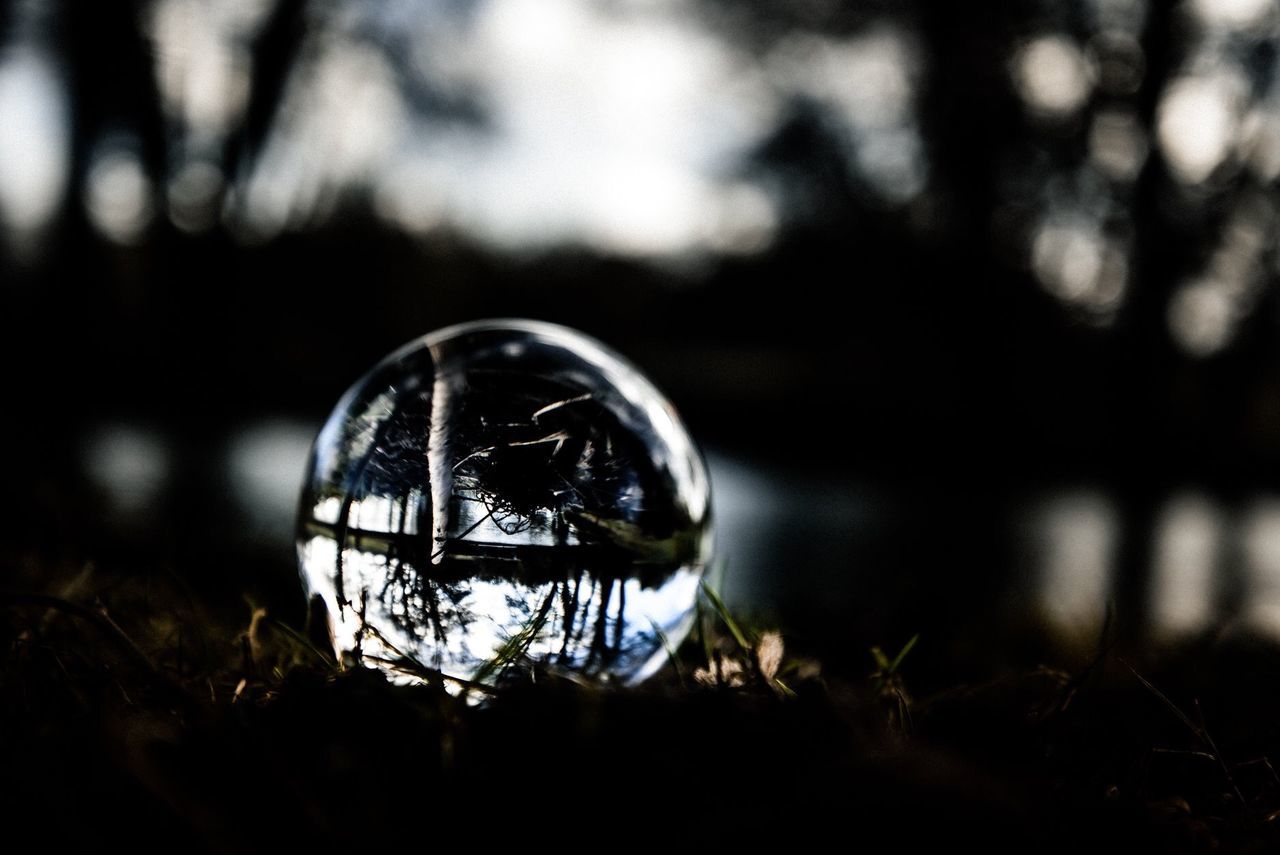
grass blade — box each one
[699,580,749,650]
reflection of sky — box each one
[300,533,697,687]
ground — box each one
[5,560,1280,853]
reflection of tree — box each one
[442,376,671,677]
[453,373,650,522]
[306,360,677,683]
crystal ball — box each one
[297,319,712,688]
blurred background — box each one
[6,0,1280,677]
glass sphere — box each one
[297,319,712,688]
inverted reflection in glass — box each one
[298,320,712,689]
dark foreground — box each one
[5,563,1280,854]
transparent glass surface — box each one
[297,319,712,687]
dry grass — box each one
[5,559,1280,852]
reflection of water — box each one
[1150,493,1222,637]
[715,474,1280,651]
[1028,490,1280,645]
[82,423,171,519]
[1241,499,1280,639]
[72,401,1280,659]
[1029,491,1118,636]
[72,413,1280,660]
[227,420,315,543]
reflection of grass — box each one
[468,593,555,691]
[7,562,1280,851]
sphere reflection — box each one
[297,319,712,688]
